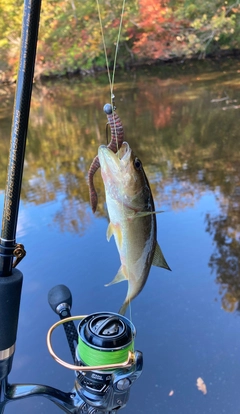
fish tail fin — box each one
[152,242,171,271]
[118,300,129,315]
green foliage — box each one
[0,0,240,78]
[36,0,139,75]
[0,0,23,77]
[172,0,240,57]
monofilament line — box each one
[96,0,112,92]
[111,0,126,102]
[95,0,126,106]
[96,0,134,321]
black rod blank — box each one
[0,0,42,276]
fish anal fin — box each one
[152,242,171,271]
[105,265,128,287]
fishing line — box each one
[111,0,126,99]
[96,0,126,104]
[96,0,134,324]
[96,0,126,150]
[78,337,134,366]
[95,0,112,93]
[112,1,134,321]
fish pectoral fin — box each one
[115,226,123,249]
[152,242,171,271]
[106,222,114,241]
[105,265,128,287]
[107,222,123,248]
[132,210,164,218]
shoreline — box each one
[1,48,240,85]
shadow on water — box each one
[1,60,240,413]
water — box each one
[1,60,240,413]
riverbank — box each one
[1,48,240,86]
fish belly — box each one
[106,194,156,312]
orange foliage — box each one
[133,0,177,59]
[138,0,168,29]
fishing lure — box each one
[88,103,124,213]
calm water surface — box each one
[1,61,240,413]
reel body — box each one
[74,313,142,412]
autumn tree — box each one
[132,0,178,59]
[0,0,23,79]
[172,0,240,58]
[1,0,240,79]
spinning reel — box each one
[0,283,143,413]
[47,285,143,413]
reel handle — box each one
[48,284,72,314]
[48,285,78,361]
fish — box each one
[98,141,171,315]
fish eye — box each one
[134,158,142,170]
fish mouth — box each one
[98,141,131,173]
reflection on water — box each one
[206,187,240,313]
[1,61,240,413]
[1,63,240,312]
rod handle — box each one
[0,269,23,352]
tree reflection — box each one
[206,183,240,313]
[1,66,240,312]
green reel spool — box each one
[77,312,136,369]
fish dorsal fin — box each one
[152,242,171,270]
[105,265,128,287]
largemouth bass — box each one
[98,141,171,315]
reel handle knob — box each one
[48,284,72,314]
[48,285,78,361]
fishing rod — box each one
[0,0,42,394]
[0,1,143,412]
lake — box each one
[1,59,240,413]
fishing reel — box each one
[47,285,143,413]
[0,282,142,414]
